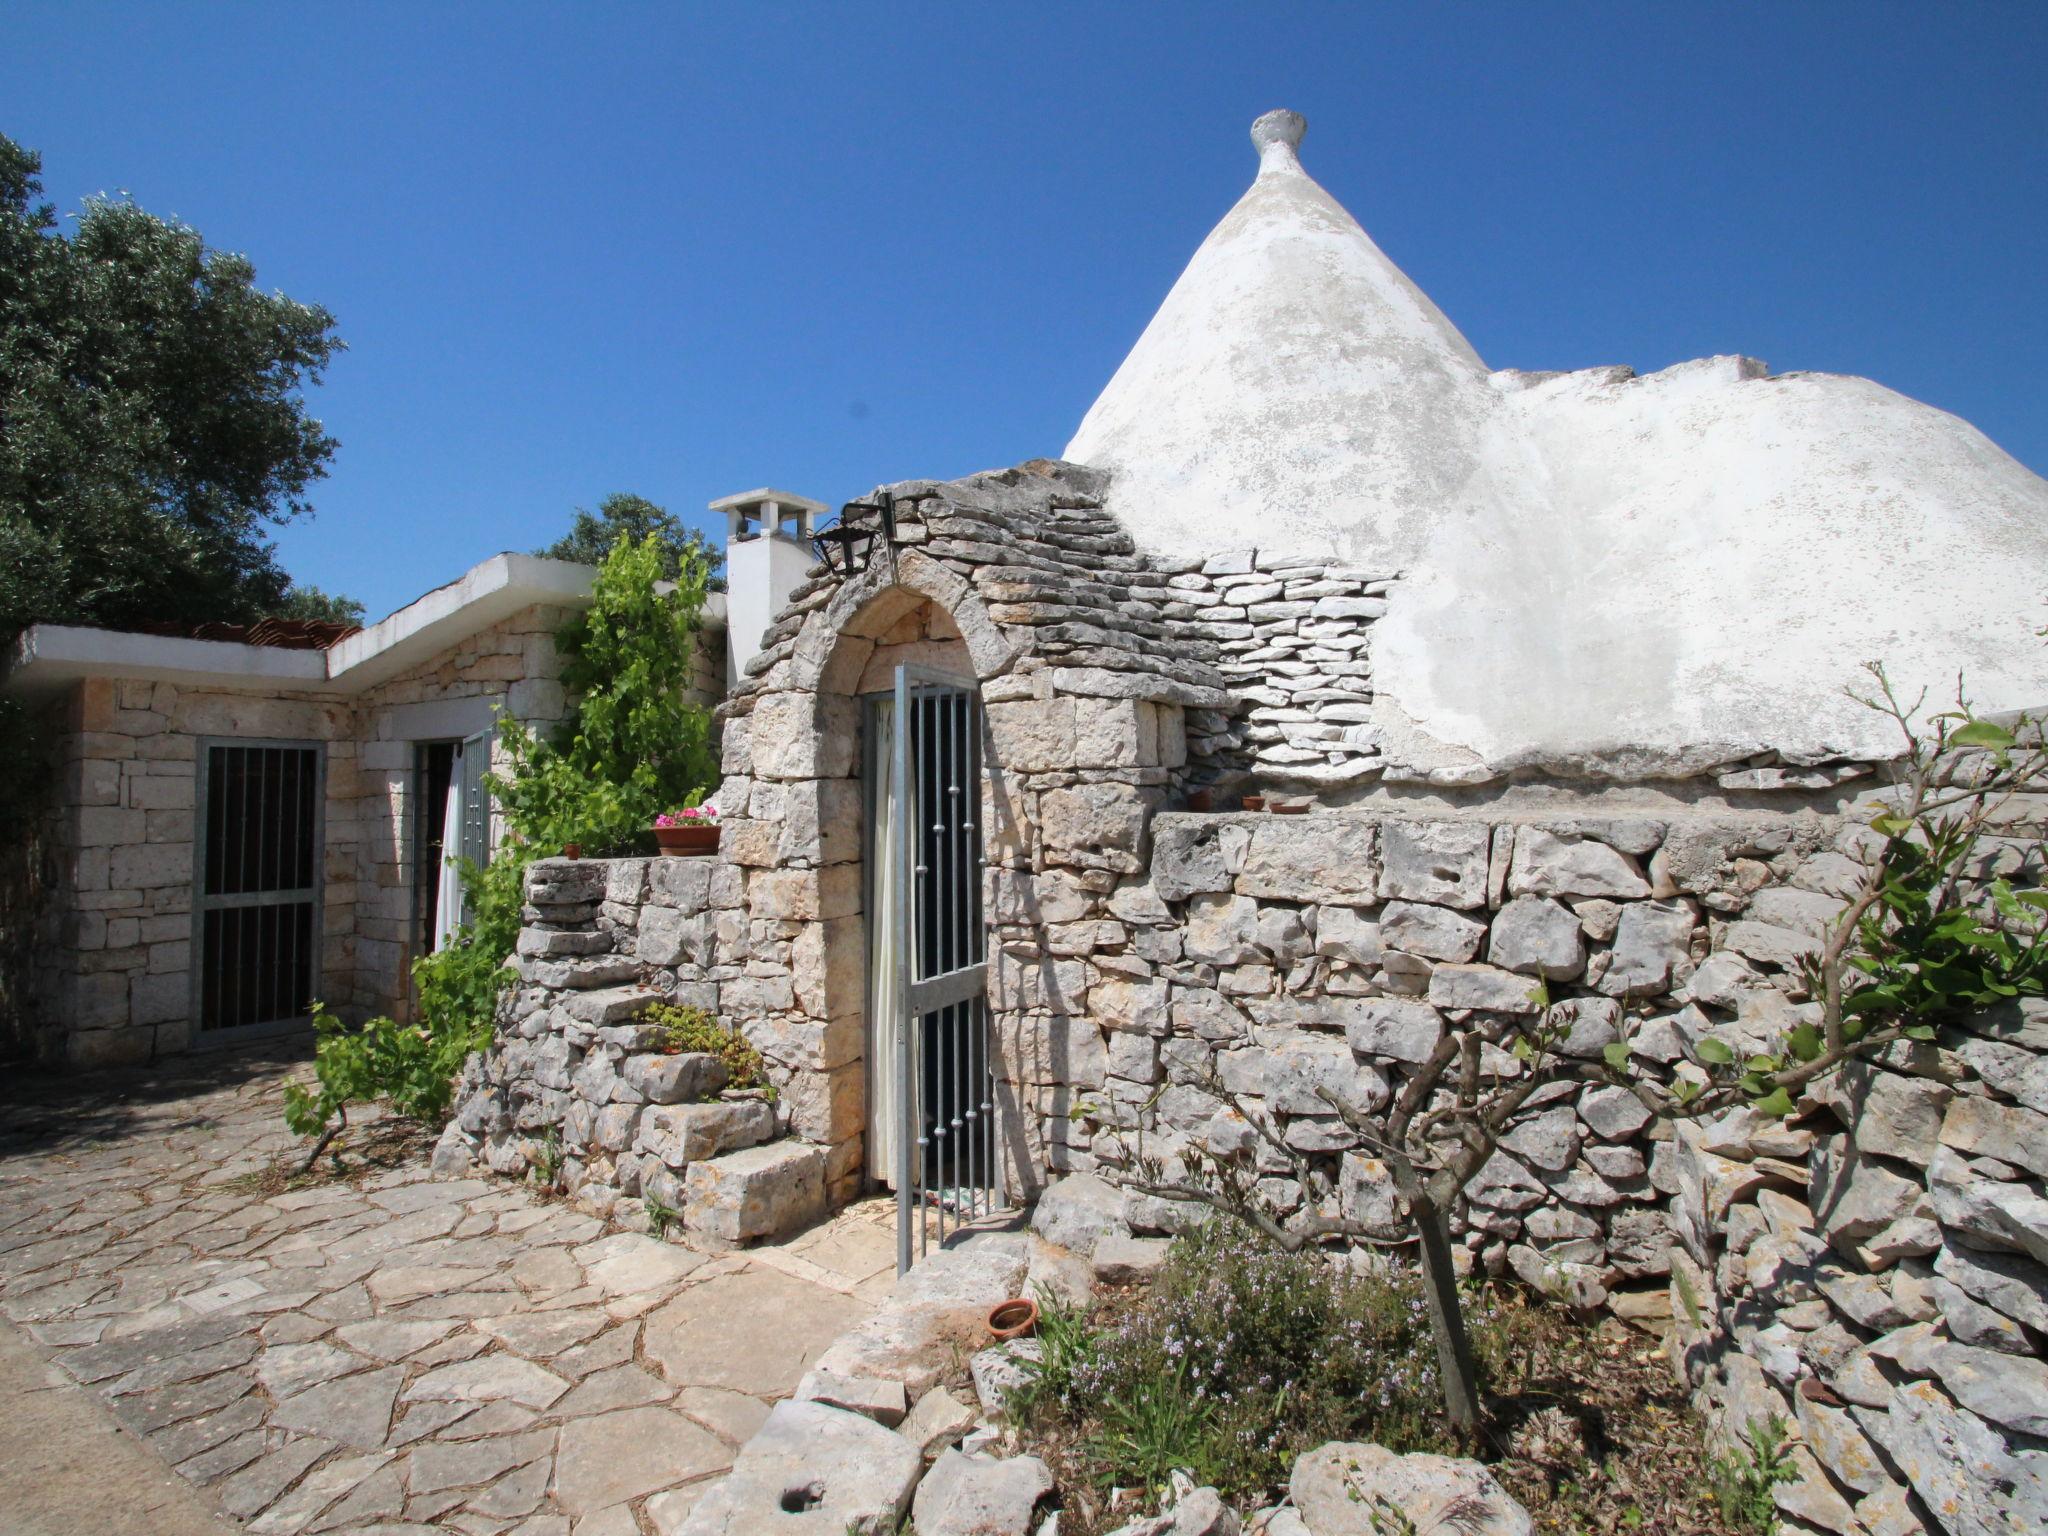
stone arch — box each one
[727,570,1022,1210]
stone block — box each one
[911,1448,1054,1536]
[795,1368,908,1427]
[1038,782,1152,855]
[1267,1030,1390,1117]
[673,1398,918,1535]
[792,916,863,1020]
[1091,976,1168,1035]
[1488,896,1586,979]
[1293,1444,1533,1536]
[126,772,194,810]
[76,807,147,851]
[1343,996,1444,1065]
[637,905,713,968]
[748,865,861,922]
[637,1100,776,1168]
[1183,893,1262,964]
[1810,1134,1922,1247]
[682,1141,828,1247]
[1376,819,1493,910]
[1149,816,1240,899]
[1315,905,1382,965]
[620,1052,728,1105]
[1074,697,1150,768]
[649,854,716,911]
[1237,817,1379,904]
[1427,963,1544,1013]
[1001,1012,1107,1089]
[1941,1094,2048,1181]
[110,841,192,890]
[1031,1172,1129,1258]
[748,690,858,780]
[779,1060,864,1144]
[1509,827,1650,900]
[985,698,1076,773]
[780,777,863,866]
[1597,899,1698,998]
[130,970,186,1026]
[1380,900,1486,962]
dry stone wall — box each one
[437,854,830,1247]
[1047,798,2048,1536]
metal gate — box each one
[890,665,1002,1270]
[191,739,325,1041]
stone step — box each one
[637,1099,774,1170]
[563,986,664,1025]
[683,1141,828,1249]
[518,955,640,991]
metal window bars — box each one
[190,740,325,1042]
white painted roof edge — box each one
[5,624,331,694]
[3,551,731,698]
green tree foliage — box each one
[536,492,725,587]
[490,531,719,857]
[0,132,347,639]
[286,534,719,1163]
[269,585,367,626]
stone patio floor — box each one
[0,1049,897,1535]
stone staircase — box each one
[436,858,829,1250]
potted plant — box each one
[653,800,721,855]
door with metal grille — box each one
[889,665,1002,1270]
[191,740,324,1042]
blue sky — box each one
[12,3,2046,621]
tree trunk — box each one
[1409,1188,1482,1438]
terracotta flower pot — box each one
[1186,788,1215,812]
[561,843,582,859]
[1271,802,1308,816]
[654,824,721,855]
[1241,794,1267,812]
[987,1296,1039,1343]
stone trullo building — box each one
[320,112,2048,1532]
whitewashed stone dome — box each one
[1067,112,2048,777]
[1066,110,1500,575]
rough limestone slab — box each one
[682,1141,827,1247]
[911,1449,1054,1536]
[675,1399,920,1535]
[1291,1442,1533,1535]
[638,1100,776,1170]
[795,1367,909,1427]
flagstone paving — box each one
[0,1051,898,1534]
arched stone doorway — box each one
[718,558,1021,1215]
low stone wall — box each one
[436,855,831,1246]
[1049,803,2048,1534]
[437,788,2048,1532]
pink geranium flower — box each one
[654,804,720,829]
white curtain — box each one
[432,746,465,954]
[867,698,911,1187]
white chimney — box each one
[710,487,828,690]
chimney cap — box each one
[707,487,829,515]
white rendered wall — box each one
[725,534,818,691]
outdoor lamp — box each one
[811,491,896,575]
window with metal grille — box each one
[192,740,324,1037]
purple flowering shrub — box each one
[1015,1222,1536,1504]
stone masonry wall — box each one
[1053,797,2048,1536]
[440,854,832,1248]
[19,599,696,1064]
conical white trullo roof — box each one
[1066,111,1500,570]
[1065,111,2048,776]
